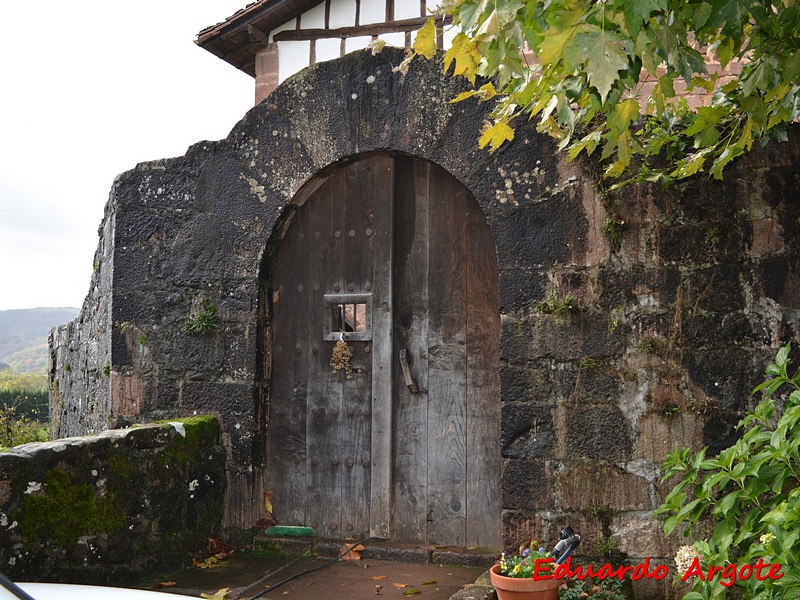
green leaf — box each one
[708,0,753,37]
[537,25,582,66]
[623,0,667,38]
[714,491,739,517]
[579,31,629,102]
[716,36,735,69]
[742,58,777,97]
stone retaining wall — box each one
[0,417,226,585]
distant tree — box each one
[410,0,800,186]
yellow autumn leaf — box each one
[443,33,481,84]
[201,588,229,600]
[478,120,515,152]
[340,542,364,561]
[449,90,477,103]
[414,17,437,60]
[477,82,497,101]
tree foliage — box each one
[655,344,800,599]
[413,0,800,185]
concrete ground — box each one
[137,539,496,600]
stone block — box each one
[449,584,496,600]
[499,268,545,312]
[635,412,704,463]
[557,463,651,511]
[688,263,747,312]
[431,548,497,568]
[754,256,800,306]
[501,459,553,510]
[551,362,622,406]
[360,543,430,563]
[501,510,547,552]
[500,361,552,403]
[110,373,143,418]
[253,534,313,557]
[492,201,576,269]
[501,402,555,459]
[566,407,632,461]
[682,348,755,411]
[611,512,681,559]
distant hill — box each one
[0,308,79,373]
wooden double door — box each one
[266,154,500,547]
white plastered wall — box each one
[273,0,446,84]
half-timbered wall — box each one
[270,0,450,80]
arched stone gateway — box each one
[51,44,800,600]
[264,153,500,546]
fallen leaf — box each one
[403,590,421,596]
[422,579,437,585]
[393,583,408,588]
[368,575,388,581]
[341,582,354,587]
[200,588,229,600]
[154,582,176,589]
[207,538,235,558]
[340,542,364,561]
[264,490,273,514]
[193,556,228,569]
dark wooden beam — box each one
[272,16,450,42]
[247,24,270,46]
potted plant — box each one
[489,542,564,600]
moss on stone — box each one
[19,469,124,548]
[151,416,220,475]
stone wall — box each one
[49,47,800,598]
[0,417,226,585]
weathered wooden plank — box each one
[340,159,376,537]
[305,170,345,538]
[391,156,430,543]
[370,155,395,538]
[267,204,310,527]
[426,166,468,545]
[465,191,502,548]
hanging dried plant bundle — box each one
[330,336,353,379]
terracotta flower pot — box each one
[489,563,562,600]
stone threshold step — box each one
[253,535,499,568]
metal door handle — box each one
[399,349,419,394]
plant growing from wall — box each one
[655,343,800,599]
[537,292,576,321]
[601,214,626,248]
[183,298,219,335]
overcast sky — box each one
[0,1,254,311]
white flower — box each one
[675,545,701,576]
[759,533,775,545]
